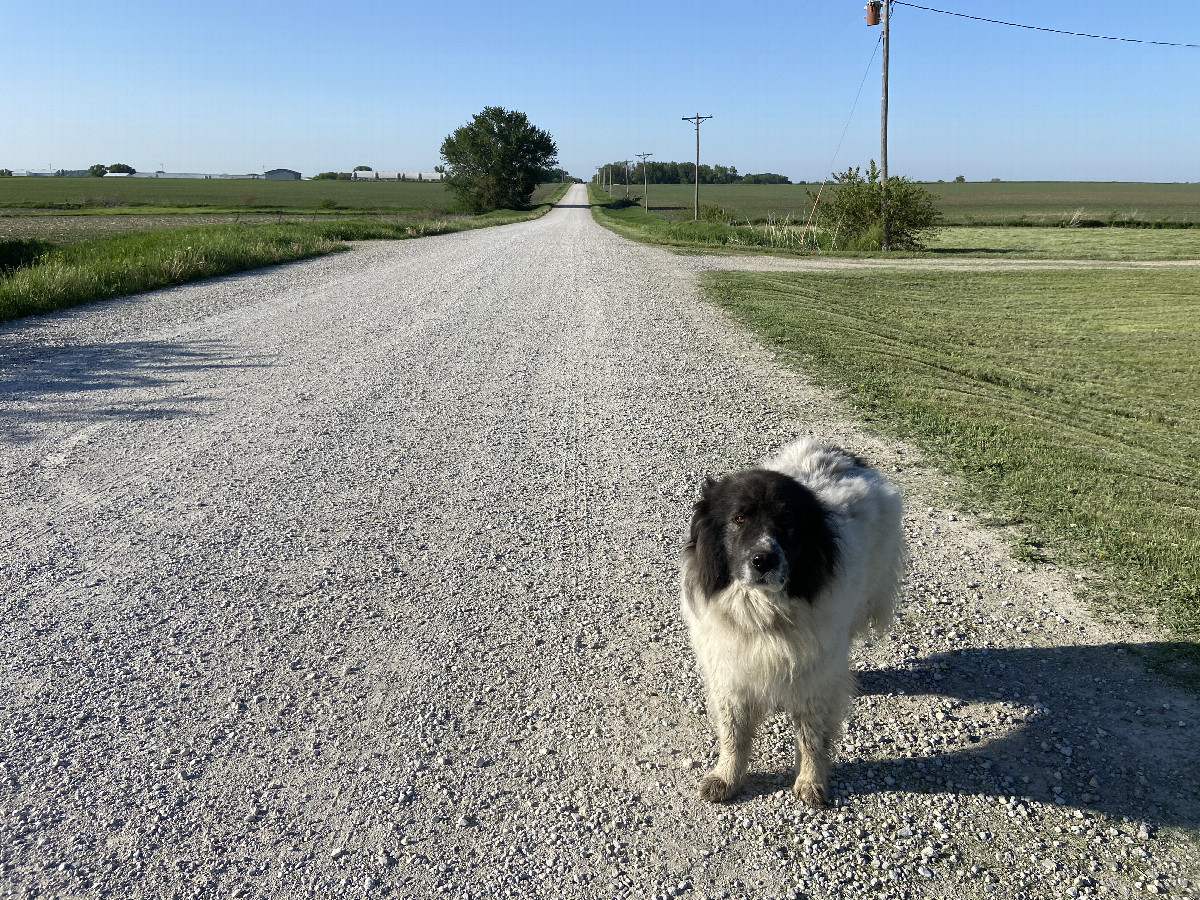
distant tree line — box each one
[86,163,137,177]
[598,161,794,185]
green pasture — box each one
[0,177,453,213]
[704,267,1200,655]
[595,180,1200,227]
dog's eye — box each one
[733,515,746,526]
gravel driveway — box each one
[1,183,1196,899]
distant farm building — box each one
[265,169,301,180]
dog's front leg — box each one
[790,712,833,808]
[698,697,757,803]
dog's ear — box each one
[688,483,731,598]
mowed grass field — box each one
[596,181,1200,226]
[0,177,455,213]
[704,268,1200,658]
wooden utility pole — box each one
[624,160,631,198]
[636,152,652,211]
[880,0,891,251]
[682,114,712,221]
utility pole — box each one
[595,165,601,188]
[880,0,891,250]
[624,160,631,198]
[635,152,652,211]
[682,114,712,221]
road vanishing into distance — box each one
[2,184,1197,899]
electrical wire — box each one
[801,33,883,244]
[892,2,1200,49]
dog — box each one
[680,438,904,807]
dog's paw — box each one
[698,772,738,803]
[792,778,829,808]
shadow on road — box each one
[0,339,265,441]
[735,642,1198,829]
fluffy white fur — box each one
[680,438,904,806]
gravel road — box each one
[1,183,1197,900]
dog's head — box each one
[685,469,837,602]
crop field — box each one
[704,267,1200,642]
[0,178,455,212]
[596,181,1200,226]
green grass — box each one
[588,185,829,254]
[0,183,570,322]
[703,268,1200,646]
[590,186,1200,260]
[925,227,1200,260]
[594,180,1200,227]
[0,177,453,213]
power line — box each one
[893,2,1200,49]
[801,32,882,246]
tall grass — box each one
[705,268,1200,647]
[0,224,344,321]
[0,184,570,322]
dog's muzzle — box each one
[742,536,787,588]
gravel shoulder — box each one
[1,184,1197,900]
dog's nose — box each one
[751,552,779,573]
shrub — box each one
[811,160,941,250]
[699,204,733,223]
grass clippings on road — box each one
[704,267,1200,650]
[0,184,570,322]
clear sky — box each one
[2,1,1197,182]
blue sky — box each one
[2,1,1197,182]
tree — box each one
[88,164,107,177]
[742,172,791,185]
[311,172,341,180]
[0,168,15,177]
[812,160,940,250]
[954,175,966,183]
[107,163,135,174]
[439,106,558,212]
[353,165,372,171]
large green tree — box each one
[439,107,558,213]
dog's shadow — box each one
[731,642,1200,829]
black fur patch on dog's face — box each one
[685,470,838,601]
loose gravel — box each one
[1,184,1197,900]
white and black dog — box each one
[680,438,904,807]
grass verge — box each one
[588,184,839,255]
[590,185,1200,260]
[704,268,1200,657]
[0,184,569,323]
